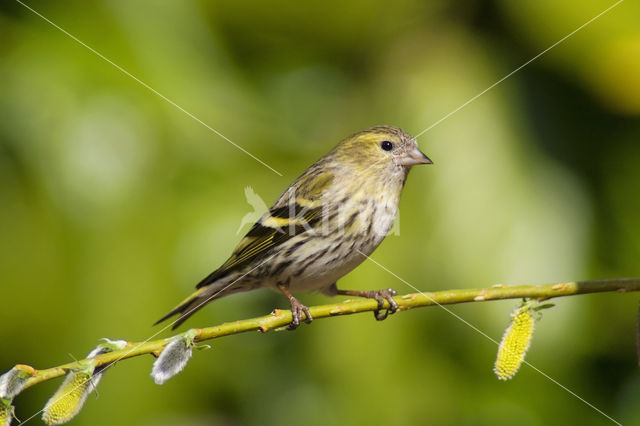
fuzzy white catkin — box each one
[85,339,127,386]
[87,339,127,358]
[151,338,193,385]
[0,369,29,400]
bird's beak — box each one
[398,147,433,166]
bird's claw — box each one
[371,288,398,321]
[288,299,313,330]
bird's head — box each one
[332,126,432,176]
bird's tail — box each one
[154,287,214,330]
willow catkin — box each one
[42,371,94,425]
[41,338,127,425]
[0,371,25,401]
[494,304,536,380]
[0,365,34,400]
[151,336,193,385]
[0,400,14,426]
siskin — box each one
[156,125,432,329]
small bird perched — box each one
[156,125,432,329]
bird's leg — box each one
[277,283,313,330]
[328,284,398,321]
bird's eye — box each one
[381,141,393,151]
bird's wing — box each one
[196,171,334,288]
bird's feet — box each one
[368,288,399,321]
[288,297,313,330]
[278,282,313,330]
[335,288,398,321]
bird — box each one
[156,125,432,330]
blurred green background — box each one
[1,0,639,425]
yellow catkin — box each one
[42,372,93,425]
[0,401,13,426]
[494,305,535,380]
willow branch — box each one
[15,278,640,390]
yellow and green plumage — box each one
[157,125,432,329]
